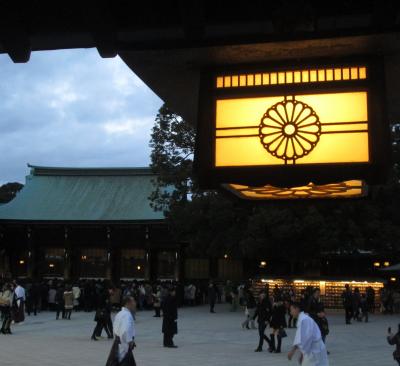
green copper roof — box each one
[0,165,164,222]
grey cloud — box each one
[0,49,162,184]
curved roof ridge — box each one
[27,164,155,176]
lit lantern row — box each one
[195,57,390,199]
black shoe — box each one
[0,328,5,334]
[108,335,113,339]
[164,345,178,348]
[254,348,262,352]
[91,336,98,341]
[5,329,12,335]
[246,325,250,329]
[273,350,281,353]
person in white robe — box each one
[288,302,329,366]
[112,296,136,364]
[13,280,26,323]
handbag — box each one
[120,350,136,366]
[320,317,330,335]
[278,328,287,338]
[95,308,106,322]
[105,338,120,366]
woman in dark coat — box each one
[253,292,272,352]
[269,295,287,353]
[55,285,65,320]
[91,288,112,340]
[162,287,178,348]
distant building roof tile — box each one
[0,165,164,222]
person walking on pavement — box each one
[242,288,257,329]
[153,285,162,317]
[269,294,287,353]
[63,285,74,320]
[288,302,329,366]
[55,284,65,320]
[230,285,239,312]
[12,279,26,323]
[162,287,178,348]
[106,296,137,366]
[208,281,217,313]
[341,284,353,324]
[254,292,273,352]
[307,288,329,344]
[0,283,14,334]
[91,287,113,340]
[387,324,400,366]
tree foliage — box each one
[0,182,23,203]
[149,104,196,211]
[149,104,400,262]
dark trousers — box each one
[154,307,161,317]
[1,307,12,331]
[106,313,113,337]
[93,319,112,338]
[163,333,174,346]
[26,298,39,316]
[361,310,369,322]
[210,300,215,312]
[13,300,25,323]
[56,304,65,319]
[64,309,72,319]
[345,306,353,323]
[257,322,271,350]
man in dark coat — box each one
[307,288,329,344]
[208,281,217,313]
[162,287,178,348]
[341,284,353,324]
[387,324,400,365]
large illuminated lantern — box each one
[195,57,389,198]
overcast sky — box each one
[0,49,163,185]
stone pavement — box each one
[1,305,399,366]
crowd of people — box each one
[0,277,397,365]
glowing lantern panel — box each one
[195,58,389,193]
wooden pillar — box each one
[175,247,185,282]
[0,230,5,277]
[144,226,153,281]
[105,227,113,281]
[178,246,185,282]
[113,248,121,284]
[26,227,36,279]
[210,257,218,279]
[174,250,179,281]
[63,227,71,280]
